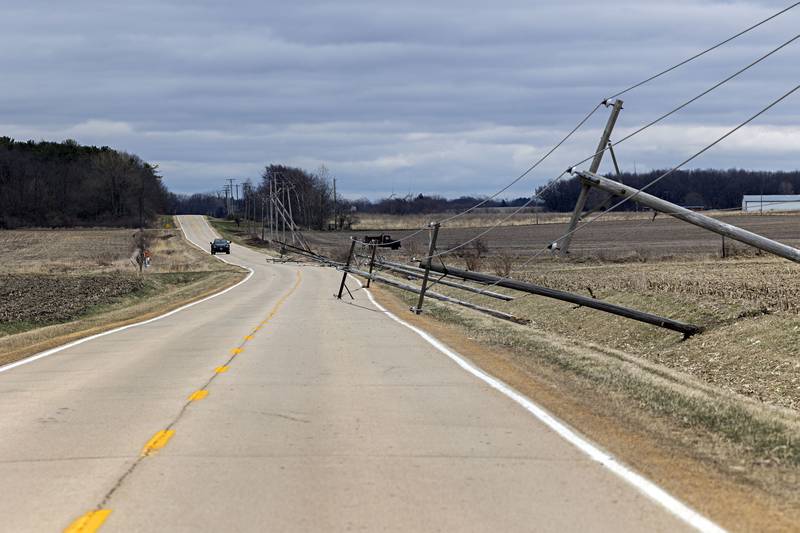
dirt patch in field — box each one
[0,273,143,325]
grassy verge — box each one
[208,218,276,252]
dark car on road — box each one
[210,238,231,254]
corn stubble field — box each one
[308,210,800,502]
[0,222,241,364]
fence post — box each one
[366,243,378,288]
[337,239,357,299]
[411,222,440,314]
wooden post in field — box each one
[560,99,624,256]
[412,222,440,314]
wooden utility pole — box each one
[333,177,337,230]
[337,239,357,299]
[560,99,624,256]
[577,170,800,263]
[412,222,440,314]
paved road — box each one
[0,215,695,532]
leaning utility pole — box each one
[577,170,800,263]
[560,99,624,256]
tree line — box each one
[170,164,337,230]
[536,169,800,212]
[0,137,169,228]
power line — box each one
[422,30,800,261]
[352,4,799,251]
[605,1,800,100]
[480,82,800,296]
[570,32,800,175]
[438,103,604,224]
[432,2,799,228]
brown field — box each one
[308,212,800,263]
[0,221,244,365]
[0,227,230,274]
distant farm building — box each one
[742,195,800,213]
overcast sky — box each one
[1,0,797,199]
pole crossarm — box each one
[577,170,800,264]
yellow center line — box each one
[230,348,243,355]
[64,510,112,533]
[188,390,209,401]
[244,335,254,341]
[215,365,229,373]
[140,430,175,456]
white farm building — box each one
[742,195,800,213]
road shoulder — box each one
[366,283,800,532]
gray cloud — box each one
[1,0,798,198]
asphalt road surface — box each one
[0,215,709,532]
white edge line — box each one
[350,275,726,533]
[0,216,254,375]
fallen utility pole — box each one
[372,259,514,301]
[577,170,800,264]
[424,262,701,337]
[344,266,529,325]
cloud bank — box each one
[1,0,798,198]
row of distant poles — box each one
[218,174,312,251]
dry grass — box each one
[0,227,228,275]
[351,209,790,231]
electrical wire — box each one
[431,1,800,230]
[437,104,603,224]
[570,32,800,175]
[473,82,800,297]
[605,1,800,101]
[352,2,799,251]
[419,30,800,262]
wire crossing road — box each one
[0,215,698,532]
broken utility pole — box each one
[424,262,702,337]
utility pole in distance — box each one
[333,177,337,230]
